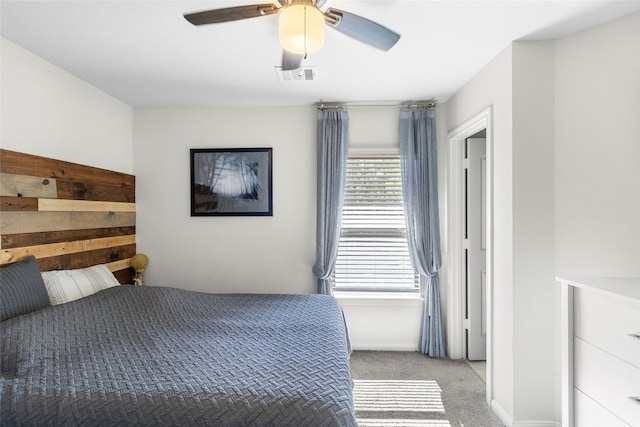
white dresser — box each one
[559,277,640,426]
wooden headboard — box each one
[0,149,136,284]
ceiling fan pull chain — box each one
[304,5,308,58]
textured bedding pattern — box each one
[0,286,357,426]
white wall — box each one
[555,12,640,278]
[511,40,557,424]
[133,107,318,295]
[445,45,515,421]
[444,11,639,426]
[348,107,399,149]
[0,38,133,174]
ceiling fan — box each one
[184,0,401,71]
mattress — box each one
[0,286,357,426]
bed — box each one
[0,150,357,426]
[0,258,357,426]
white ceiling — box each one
[1,0,638,107]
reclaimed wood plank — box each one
[0,196,38,211]
[71,211,136,230]
[107,259,137,284]
[0,235,136,265]
[1,211,73,234]
[36,244,136,272]
[0,172,57,198]
[107,258,132,273]
[0,254,135,284]
[57,180,135,203]
[0,149,134,188]
[0,150,138,277]
[1,226,136,249]
[112,268,134,285]
[38,198,136,213]
[0,211,136,234]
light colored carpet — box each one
[349,351,504,427]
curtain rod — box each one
[317,100,436,110]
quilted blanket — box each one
[0,286,357,426]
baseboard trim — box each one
[350,343,419,352]
[491,399,513,426]
[490,400,559,427]
[513,422,560,427]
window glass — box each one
[334,154,418,292]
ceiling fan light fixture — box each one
[279,4,325,55]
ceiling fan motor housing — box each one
[279,2,325,55]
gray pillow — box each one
[0,256,51,321]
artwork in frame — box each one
[190,148,273,216]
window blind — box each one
[334,155,419,292]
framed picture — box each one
[190,148,272,216]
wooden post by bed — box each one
[0,149,136,284]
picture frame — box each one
[190,148,273,216]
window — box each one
[333,154,419,292]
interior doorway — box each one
[465,133,487,361]
[446,107,493,405]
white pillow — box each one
[42,264,120,305]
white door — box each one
[466,138,487,361]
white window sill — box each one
[333,291,423,306]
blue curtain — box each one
[312,109,349,295]
[399,106,445,357]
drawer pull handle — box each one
[629,396,640,402]
[629,333,640,339]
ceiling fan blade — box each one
[324,8,400,51]
[184,4,279,26]
[282,50,304,71]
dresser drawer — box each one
[574,388,629,427]
[574,287,640,368]
[575,338,640,426]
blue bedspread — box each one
[0,286,357,426]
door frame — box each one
[446,107,493,404]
